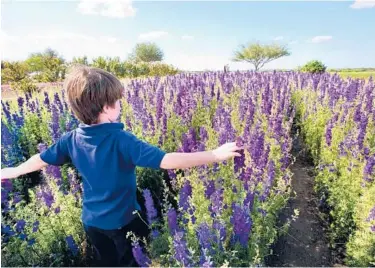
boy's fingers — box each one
[231,145,243,151]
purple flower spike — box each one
[173,231,191,267]
[168,208,178,234]
[132,241,151,267]
[143,189,157,225]
[178,180,192,212]
[230,203,252,247]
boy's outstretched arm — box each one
[160,142,242,170]
[1,154,48,179]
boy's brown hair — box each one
[64,65,123,125]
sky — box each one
[1,0,375,71]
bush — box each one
[122,61,179,78]
[1,61,29,84]
[299,60,327,74]
[148,62,179,77]
[10,78,39,93]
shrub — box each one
[10,78,39,93]
[299,60,327,74]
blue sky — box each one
[1,0,374,71]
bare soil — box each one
[266,136,334,267]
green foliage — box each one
[128,42,164,63]
[2,48,177,90]
[91,56,108,70]
[148,62,179,77]
[299,60,327,74]
[345,184,375,267]
[1,178,88,267]
[25,48,66,82]
[72,56,89,66]
[136,168,174,212]
[10,78,38,93]
[79,57,178,78]
[1,61,29,84]
[232,42,290,71]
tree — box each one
[92,56,109,70]
[299,60,326,74]
[232,42,290,71]
[25,48,66,82]
[107,57,124,77]
[128,42,164,63]
[1,61,29,84]
[72,56,89,66]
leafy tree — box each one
[91,56,125,77]
[299,60,327,74]
[91,56,108,70]
[128,42,164,63]
[11,78,38,93]
[107,57,124,77]
[1,61,29,84]
[72,56,89,66]
[232,42,290,71]
[25,48,66,82]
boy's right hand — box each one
[160,142,243,170]
[212,142,243,161]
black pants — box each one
[84,212,150,267]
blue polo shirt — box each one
[40,122,166,230]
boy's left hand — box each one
[1,154,49,181]
[1,168,20,180]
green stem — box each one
[135,210,150,228]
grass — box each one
[331,71,375,80]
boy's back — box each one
[40,121,165,230]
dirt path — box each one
[266,136,333,267]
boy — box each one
[1,66,242,267]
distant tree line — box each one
[1,42,178,92]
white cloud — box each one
[77,0,136,18]
[138,31,169,40]
[310,35,333,43]
[350,0,375,9]
[289,40,298,45]
[103,36,117,43]
[1,30,131,61]
[181,35,194,40]
[273,36,284,41]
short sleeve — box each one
[40,134,71,166]
[125,133,166,169]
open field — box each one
[334,71,375,79]
[2,71,374,267]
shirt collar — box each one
[76,122,124,135]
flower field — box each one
[293,75,375,266]
[1,71,374,267]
